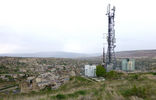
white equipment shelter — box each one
[85,65,96,77]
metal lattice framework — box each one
[106,4,116,68]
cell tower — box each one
[105,4,116,70]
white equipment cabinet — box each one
[85,65,96,77]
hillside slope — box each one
[116,50,156,58]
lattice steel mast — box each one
[106,4,116,69]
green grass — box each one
[39,99,46,100]
[56,94,66,99]
[75,90,86,95]
[1,74,156,100]
[50,90,87,99]
[128,74,139,80]
[148,72,156,75]
[120,85,149,98]
[66,90,87,98]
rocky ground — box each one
[0,57,101,94]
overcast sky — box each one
[0,0,156,54]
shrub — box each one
[128,74,139,80]
[56,94,66,99]
[67,93,78,98]
[39,99,46,100]
[96,65,107,77]
[121,85,149,98]
[152,72,156,75]
[96,65,122,79]
[67,90,87,98]
[30,91,36,94]
[106,71,119,79]
[43,85,52,92]
[75,90,86,95]
[69,77,74,81]
[149,72,156,75]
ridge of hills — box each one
[0,49,156,58]
[116,49,156,58]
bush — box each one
[39,99,46,100]
[56,94,66,99]
[53,90,87,99]
[75,90,86,95]
[67,93,78,98]
[42,85,52,92]
[67,90,87,98]
[121,85,149,98]
[152,72,156,75]
[106,71,120,79]
[148,72,156,75]
[96,65,107,77]
[96,65,122,79]
[69,77,74,81]
[128,74,139,80]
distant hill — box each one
[0,52,101,58]
[116,50,156,58]
[0,50,156,58]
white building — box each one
[85,65,96,77]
